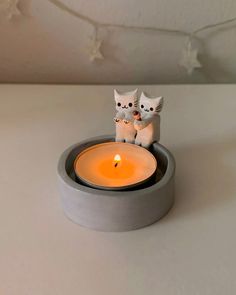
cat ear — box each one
[155,96,164,113]
[132,88,138,98]
[140,92,145,100]
[114,89,120,101]
[140,91,149,99]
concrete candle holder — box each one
[57,135,175,232]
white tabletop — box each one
[0,85,235,295]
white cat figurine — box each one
[114,89,138,143]
[134,92,164,148]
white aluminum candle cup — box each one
[58,135,175,232]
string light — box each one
[179,37,202,74]
[3,0,236,74]
[47,0,236,74]
[87,27,104,62]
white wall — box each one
[0,0,236,84]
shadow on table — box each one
[163,137,236,221]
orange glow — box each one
[74,142,157,189]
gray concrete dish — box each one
[57,135,175,232]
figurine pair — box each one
[114,89,164,148]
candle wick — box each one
[114,162,118,168]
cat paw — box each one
[114,117,121,123]
[134,120,145,130]
[123,120,130,124]
[134,120,142,125]
[134,124,142,131]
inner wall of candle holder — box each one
[64,138,168,191]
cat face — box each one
[114,89,138,112]
[139,92,163,116]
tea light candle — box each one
[74,142,157,190]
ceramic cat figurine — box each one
[114,89,138,143]
[134,92,164,148]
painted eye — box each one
[117,102,121,107]
[141,105,144,108]
[128,103,133,107]
[150,107,154,111]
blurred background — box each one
[0,0,236,84]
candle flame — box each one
[114,154,121,162]
[114,154,121,167]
